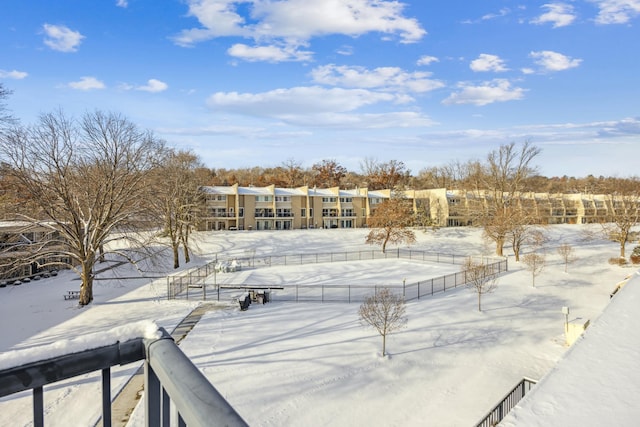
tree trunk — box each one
[382,333,386,356]
[495,236,504,256]
[183,244,191,264]
[478,293,482,312]
[172,245,180,269]
[79,261,94,306]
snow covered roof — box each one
[339,189,367,198]
[237,186,273,195]
[308,188,337,197]
[500,271,640,427]
[275,188,307,196]
[367,190,389,199]
[199,186,237,195]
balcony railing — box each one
[0,327,247,427]
[475,377,537,427]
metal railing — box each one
[475,377,537,427]
[0,328,247,427]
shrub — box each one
[609,257,628,266]
[630,246,640,265]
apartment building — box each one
[199,185,638,231]
[0,221,67,281]
[200,184,389,231]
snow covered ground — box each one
[0,225,636,426]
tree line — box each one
[197,155,638,195]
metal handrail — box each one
[0,327,247,427]
[475,377,537,427]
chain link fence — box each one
[167,249,508,303]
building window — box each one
[275,196,291,202]
[255,195,273,202]
[322,197,337,203]
[239,207,244,217]
[340,197,353,203]
[322,208,338,217]
[301,208,307,217]
[255,208,274,217]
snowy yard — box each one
[0,225,635,426]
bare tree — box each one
[365,196,416,253]
[478,141,542,256]
[280,158,304,187]
[361,158,409,190]
[358,288,407,356]
[0,110,163,306]
[521,252,546,287]
[311,159,347,187]
[557,243,576,273]
[0,83,17,131]
[510,210,547,262]
[599,178,640,259]
[151,149,203,269]
[463,257,498,312]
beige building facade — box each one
[199,185,637,231]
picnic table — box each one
[64,290,81,300]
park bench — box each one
[64,290,81,300]
[238,294,251,311]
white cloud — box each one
[68,76,105,90]
[173,0,426,56]
[42,24,85,52]
[591,0,640,24]
[531,3,577,27]
[530,50,582,72]
[136,79,168,93]
[480,8,512,21]
[442,79,525,106]
[227,43,313,62]
[206,85,437,128]
[417,55,439,66]
[310,64,444,93]
[470,54,509,72]
[116,0,128,7]
[208,86,396,116]
[336,45,354,56]
[0,69,28,79]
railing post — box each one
[33,386,44,427]
[145,362,161,427]
[162,387,170,427]
[102,367,112,427]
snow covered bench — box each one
[238,294,251,311]
[64,290,80,300]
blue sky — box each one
[1,1,639,178]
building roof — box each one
[500,272,640,427]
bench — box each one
[238,294,251,311]
[64,290,81,300]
